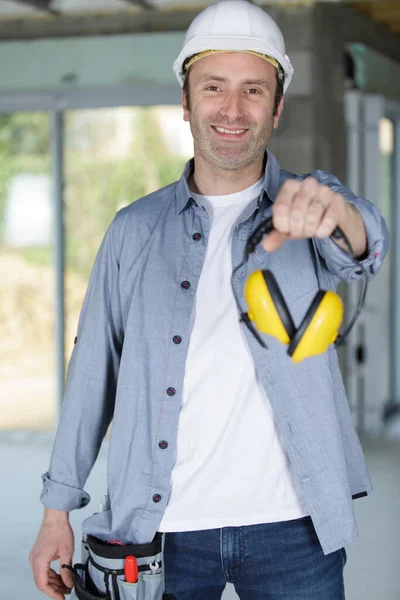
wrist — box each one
[43,507,70,524]
[338,203,367,257]
[338,202,356,233]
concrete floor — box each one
[3,432,399,600]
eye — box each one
[206,85,220,92]
[247,88,261,95]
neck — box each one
[189,153,265,196]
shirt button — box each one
[153,494,162,503]
[193,233,202,241]
[181,281,191,289]
[159,441,168,449]
[166,387,176,396]
[173,335,182,345]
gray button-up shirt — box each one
[41,151,390,555]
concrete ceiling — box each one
[0,0,399,41]
[354,1,400,36]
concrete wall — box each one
[0,33,183,93]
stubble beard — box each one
[190,112,275,172]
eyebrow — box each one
[198,74,226,83]
[198,74,271,89]
[243,78,271,89]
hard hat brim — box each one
[173,35,293,93]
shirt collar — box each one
[175,159,196,215]
[261,150,281,203]
[175,150,282,215]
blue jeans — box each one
[163,517,346,599]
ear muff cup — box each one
[288,290,343,363]
[262,271,296,340]
[288,290,326,357]
[245,271,344,361]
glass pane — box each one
[379,117,395,403]
[0,112,56,430]
[64,106,193,363]
[379,117,394,229]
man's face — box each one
[182,52,284,172]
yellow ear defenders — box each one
[232,216,368,363]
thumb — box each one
[60,555,74,590]
[262,230,286,252]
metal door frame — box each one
[0,84,180,421]
[345,90,400,435]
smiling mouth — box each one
[212,126,248,135]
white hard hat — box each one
[173,0,294,93]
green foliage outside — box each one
[0,107,191,429]
[0,112,51,243]
[0,108,188,279]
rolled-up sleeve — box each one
[40,214,124,511]
[312,171,390,281]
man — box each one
[30,1,389,599]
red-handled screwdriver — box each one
[106,540,125,546]
[124,556,138,584]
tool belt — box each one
[63,532,176,600]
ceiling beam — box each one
[369,13,400,21]
[324,3,400,64]
[0,9,199,40]
[356,1,400,7]
[0,2,399,51]
[352,3,400,33]
[123,0,156,10]
[357,7,400,20]
[10,0,59,15]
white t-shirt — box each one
[159,179,307,532]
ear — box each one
[182,89,190,122]
[273,96,284,129]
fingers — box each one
[49,568,72,598]
[272,177,346,242]
[315,202,340,238]
[262,230,287,252]
[60,554,74,590]
[30,547,73,599]
[33,563,68,600]
[304,198,326,237]
[30,518,75,600]
[271,179,296,234]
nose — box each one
[219,91,244,122]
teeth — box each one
[214,127,246,135]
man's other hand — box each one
[29,509,74,600]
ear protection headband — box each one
[232,216,368,363]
